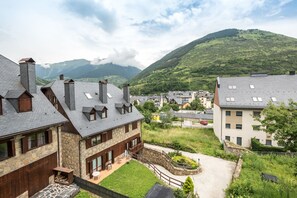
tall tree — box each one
[256,100,297,151]
[190,98,205,111]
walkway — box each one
[31,183,80,198]
[144,144,236,198]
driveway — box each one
[144,144,236,198]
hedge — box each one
[251,138,285,152]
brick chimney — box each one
[123,84,130,103]
[99,80,108,104]
[19,58,36,94]
[64,79,75,110]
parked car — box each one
[200,120,208,125]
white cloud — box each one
[0,0,296,69]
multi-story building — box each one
[167,91,197,109]
[0,55,67,197]
[42,77,144,180]
[213,73,297,147]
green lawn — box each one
[142,125,237,161]
[99,160,162,198]
[226,153,297,197]
[75,189,98,198]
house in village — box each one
[131,94,164,109]
[166,91,196,109]
[0,56,67,197]
[213,73,297,147]
[42,77,144,180]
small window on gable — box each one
[115,103,125,114]
[82,107,96,121]
[5,90,33,113]
[124,103,132,113]
[250,85,255,89]
[90,113,96,121]
[95,105,108,119]
[271,97,277,102]
[85,93,93,99]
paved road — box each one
[144,144,236,198]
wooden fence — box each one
[74,176,128,198]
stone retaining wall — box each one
[224,140,250,156]
[232,158,243,180]
[138,148,201,176]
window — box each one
[271,97,277,102]
[252,97,258,102]
[236,124,242,130]
[228,85,236,89]
[266,140,272,146]
[236,111,242,116]
[225,123,231,129]
[250,84,255,89]
[0,142,8,160]
[253,111,261,117]
[101,110,107,119]
[125,124,129,133]
[236,137,242,146]
[132,139,138,147]
[90,113,96,121]
[92,156,102,172]
[225,136,230,141]
[27,131,51,150]
[0,140,15,161]
[132,121,138,130]
[226,97,235,102]
[91,135,101,146]
[226,111,231,116]
[84,93,93,99]
[108,151,113,162]
[253,125,261,131]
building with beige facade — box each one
[213,73,297,147]
[42,77,143,180]
[0,56,67,197]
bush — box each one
[168,151,182,158]
[174,189,187,198]
[251,138,285,152]
[183,177,194,195]
[226,180,254,197]
[172,156,198,169]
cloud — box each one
[91,49,142,67]
[63,0,117,33]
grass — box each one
[142,125,237,161]
[226,153,297,197]
[75,189,99,198]
[99,160,162,198]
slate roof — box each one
[145,184,174,198]
[5,90,33,99]
[172,112,213,120]
[217,75,297,109]
[0,55,67,139]
[43,80,144,138]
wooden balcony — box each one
[129,142,144,154]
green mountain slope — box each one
[129,29,297,94]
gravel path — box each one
[144,144,236,198]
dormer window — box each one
[5,90,33,113]
[82,107,96,121]
[0,95,3,115]
[124,103,133,113]
[95,105,108,119]
[115,103,125,114]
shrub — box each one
[251,138,285,152]
[226,180,254,197]
[183,177,194,195]
[174,188,186,198]
[168,151,182,158]
[172,140,182,150]
[172,156,198,169]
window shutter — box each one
[8,139,16,157]
[86,138,91,149]
[111,150,114,163]
[46,130,53,144]
[107,130,112,140]
[102,133,107,142]
[21,136,28,153]
[137,137,141,144]
[86,160,90,175]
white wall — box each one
[213,104,222,142]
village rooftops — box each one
[42,80,144,138]
[0,55,67,139]
[217,74,297,109]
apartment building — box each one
[213,73,297,147]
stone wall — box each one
[80,121,141,179]
[232,158,243,180]
[61,131,81,177]
[0,126,58,177]
[138,148,201,176]
[224,140,250,156]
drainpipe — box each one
[221,109,223,142]
[79,139,83,178]
[57,126,61,166]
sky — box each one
[0,0,297,69]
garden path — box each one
[144,143,236,198]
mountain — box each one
[36,59,141,86]
[129,29,297,95]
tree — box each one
[256,100,297,151]
[143,101,158,113]
[190,98,205,111]
[183,176,194,195]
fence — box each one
[131,152,184,188]
[254,151,297,157]
[74,176,128,198]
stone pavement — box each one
[144,144,236,198]
[31,183,80,198]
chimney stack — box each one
[59,74,64,80]
[99,80,108,104]
[289,71,295,75]
[64,79,75,110]
[123,84,130,103]
[19,58,36,94]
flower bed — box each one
[168,151,199,169]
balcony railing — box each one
[129,142,144,153]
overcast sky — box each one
[0,0,297,69]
